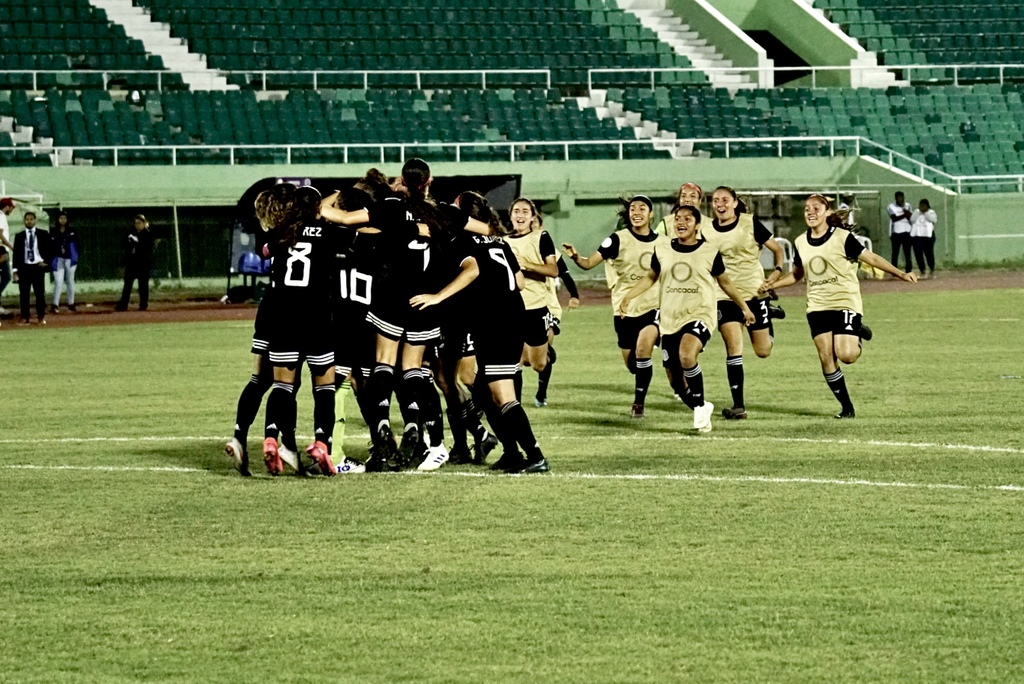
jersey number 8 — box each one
[284,241,312,287]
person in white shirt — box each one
[0,197,15,315]
[887,191,913,273]
[910,198,937,279]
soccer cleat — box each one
[768,304,786,320]
[693,401,714,433]
[534,397,548,408]
[397,425,421,469]
[473,432,499,465]
[859,323,873,341]
[305,441,336,476]
[448,445,473,465]
[417,444,450,472]
[262,437,283,476]
[490,451,526,472]
[766,288,779,301]
[225,437,251,477]
[278,443,300,472]
[834,407,856,419]
[376,425,400,471]
[364,444,388,473]
[721,407,747,420]
[514,456,550,474]
[334,457,366,474]
[630,403,645,419]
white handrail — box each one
[2,135,1015,190]
[586,63,1024,91]
[0,68,553,92]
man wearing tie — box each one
[13,211,50,325]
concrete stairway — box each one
[88,0,234,90]
[614,0,754,90]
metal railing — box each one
[6,135,1024,193]
[0,68,553,92]
[587,63,1024,91]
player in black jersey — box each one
[411,211,550,475]
[261,185,338,476]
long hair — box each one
[617,195,654,229]
[457,191,504,236]
[265,183,300,255]
[807,193,848,229]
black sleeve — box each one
[711,252,726,277]
[650,251,661,276]
[752,218,773,247]
[538,231,556,260]
[557,256,579,298]
[844,233,865,261]
[440,202,470,231]
[503,242,521,276]
[596,232,620,260]
[793,248,802,270]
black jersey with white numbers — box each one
[269,221,336,315]
[456,233,524,322]
[333,229,382,321]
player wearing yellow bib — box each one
[620,206,754,433]
[656,182,711,237]
[563,195,667,418]
[705,186,787,421]
[764,194,917,418]
[505,197,559,405]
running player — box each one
[762,194,917,418]
[505,197,558,404]
[620,205,755,432]
[533,252,579,408]
[562,195,667,418]
[657,182,709,236]
[261,185,338,476]
[704,186,787,420]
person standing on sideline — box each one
[764,195,917,419]
[50,210,81,313]
[0,197,16,315]
[887,191,913,273]
[910,199,937,279]
[13,211,50,325]
[116,214,154,311]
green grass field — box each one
[3,286,1023,683]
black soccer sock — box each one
[500,400,544,461]
[726,355,744,409]
[634,357,653,406]
[447,406,468,451]
[421,381,445,447]
[367,364,396,436]
[463,397,489,442]
[312,383,336,453]
[473,382,517,455]
[234,369,273,443]
[264,381,296,443]
[513,369,523,403]
[536,349,554,402]
[824,369,854,412]
[398,368,428,433]
[681,364,705,410]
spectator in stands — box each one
[116,214,154,312]
[910,199,937,280]
[13,211,51,325]
[839,194,859,232]
[50,210,81,313]
[0,197,15,315]
[887,191,913,273]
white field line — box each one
[2,463,1024,493]
[2,434,1022,456]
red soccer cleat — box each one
[306,440,335,477]
[263,437,283,476]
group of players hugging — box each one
[224,162,917,477]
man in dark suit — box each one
[13,211,50,325]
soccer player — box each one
[261,185,339,476]
[505,197,558,404]
[703,186,787,420]
[562,195,667,418]
[411,216,550,474]
[620,205,754,432]
[763,194,917,418]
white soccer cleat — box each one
[694,401,714,433]
[417,444,450,471]
[335,457,366,474]
[278,443,300,472]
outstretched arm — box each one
[561,243,604,271]
[761,265,803,293]
[860,250,918,282]
[717,274,756,326]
